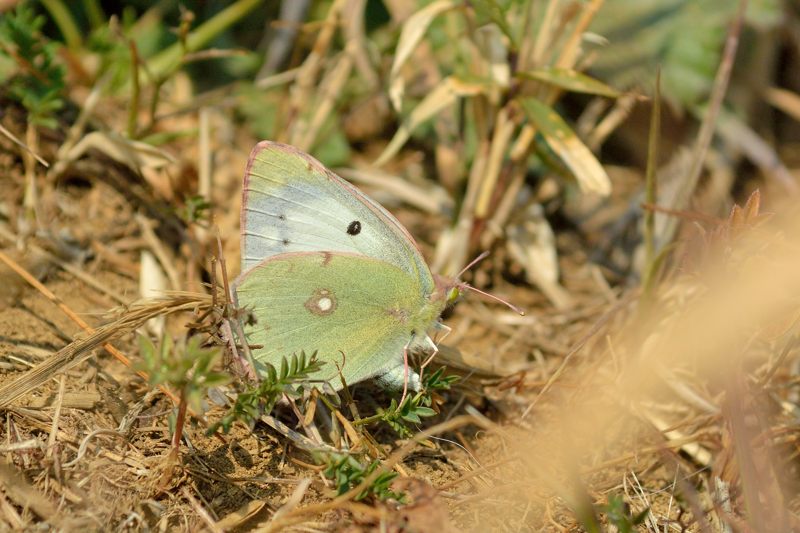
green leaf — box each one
[142,0,263,83]
[517,68,620,98]
[520,98,611,196]
[413,406,436,418]
[402,411,421,424]
[471,0,517,49]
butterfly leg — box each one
[400,338,411,406]
[419,322,451,381]
[419,343,439,375]
[432,322,452,345]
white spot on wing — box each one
[318,297,332,311]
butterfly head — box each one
[433,252,526,315]
[433,276,469,308]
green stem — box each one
[82,0,105,30]
[39,0,82,49]
[144,0,264,83]
[641,69,661,300]
[127,40,140,138]
[351,413,385,426]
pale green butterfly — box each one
[232,141,465,397]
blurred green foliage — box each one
[590,0,782,108]
[0,3,65,128]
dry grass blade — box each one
[474,107,515,218]
[342,0,378,90]
[388,0,456,111]
[376,77,484,166]
[505,204,573,309]
[0,122,49,168]
[715,109,798,193]
[663,0,746,243]
[0,225,127,304]
[137,213,180,291]
[0,293,210,408]
[642,69,661,298]
[287,0,346,144]
[337,167,453,215]
[296,51,353,151]
[0,463,62,528]
[765,86,800,122]
[267,478,312,524]
[552,0,605,72]
[60,131,176,174]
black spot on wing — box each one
[346,220,362,235]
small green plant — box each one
[423,365,460,392]
[376,395,437,438]
[0,4,65,128]
[355,366,459,437]
[0,3,67,224]
[602,495,650,533]
[321,453,404,502]
[137,334,230,453]
[209,351,324,434]
[178,195,213,225]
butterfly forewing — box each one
[241,142,434,295]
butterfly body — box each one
[234,141,459,390]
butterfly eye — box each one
[447,287,460,304]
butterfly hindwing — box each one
[233,252,444,389]
[241,141,434,295]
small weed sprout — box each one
[0,3,66,224]
[178,195,213,226]
[0,4,65,129]
[355,366,459,437]
[602,495,650,533]
[136,334,230,454]
[209,351,324,434]
[321,453,404,502]
[316,369,457,502]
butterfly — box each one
[232,141,465,398]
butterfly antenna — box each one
[453,251,525,315]
[465,284,526,316]
[457,251,491,279]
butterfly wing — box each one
[233,251,445,389]
[241,141,434,294]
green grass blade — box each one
[520,97,611,196]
